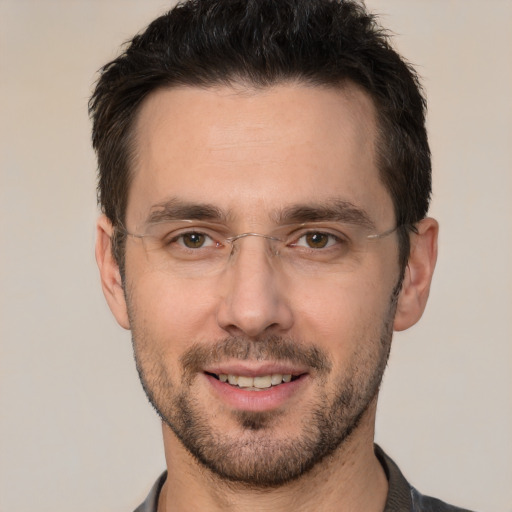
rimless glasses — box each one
[119,218,400,278]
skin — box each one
[96,83,438,512]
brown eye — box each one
[182,233,206,248]
[304,232,330,248]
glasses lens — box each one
[130,221,393,277]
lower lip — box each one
[205,373,308,412]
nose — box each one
[216,236,294,338]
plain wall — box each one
[1,1,511,511]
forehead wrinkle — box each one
[272,200,376,229]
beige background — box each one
[1,1,511,511]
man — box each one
[90,1,472,510]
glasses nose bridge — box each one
[225,232,282,258]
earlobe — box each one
[393,218,438,332]
[95,215,131,330]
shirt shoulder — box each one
[410,487,475,512]
[133,472,167,512]
[376,445,476,512]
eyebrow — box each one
[275,200,376,229]
[144,197,375,229]
[145,198,228,225]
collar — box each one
[135,445,418,512]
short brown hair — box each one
[89,0,431,272]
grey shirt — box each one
[134,445,475,512]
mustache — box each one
[180,335,332,380]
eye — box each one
[294,231,340,249]
[175,232,216,249]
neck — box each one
[158,402,388,512]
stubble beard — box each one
[129,301,396,489]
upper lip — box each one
[203,361,309,377]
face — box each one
[111,83,405,486]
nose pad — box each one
[216,233,293,337]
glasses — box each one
[120,220,399,278]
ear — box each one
[95,215,131,330]
[393,217,438,332]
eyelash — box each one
[292,232,344,249]
[170,231,217,248]
[168,230,347,250]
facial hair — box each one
[129,301,396,489]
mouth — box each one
[205,371,303,391]
[203,366,310,412]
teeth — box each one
[271,374,283,385]
[219,373,293,389]
[253,375,272,388]
[237,376,253,388]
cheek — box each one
[289,274,393,354]
[127,269,221,348]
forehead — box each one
[127,83,393,228]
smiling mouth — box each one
[206,372,303,390]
